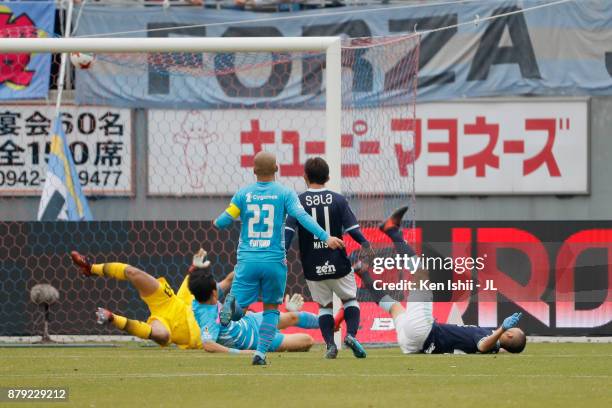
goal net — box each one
[0,35,419,345]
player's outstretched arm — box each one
[202,340,252,354]
[477,312,522,352]
[284,216,297,252]
[187,248,212,274]
[218,271,234,296]
[188,247,233,296]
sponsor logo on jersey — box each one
[315,261,337,276]
[245,192,278,202]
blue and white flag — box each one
[37,116,92,221]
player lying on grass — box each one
[348,207,527,354]
[188,267,318,353]
[70,249,320,353]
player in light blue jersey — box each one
[189,268,320,354]
[214,151,345,365]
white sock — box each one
[379,295,397,313]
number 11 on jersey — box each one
[310,206,330,238]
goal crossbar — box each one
[0,37,341,53]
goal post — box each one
[0,35,419,345]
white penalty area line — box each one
[1,372,610,380]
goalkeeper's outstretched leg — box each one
[70,251,181,347]
[94,306,169,346]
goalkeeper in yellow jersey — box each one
[70,249,319,352]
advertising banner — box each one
[74,1,612,106]
[148,99,588,195]
[0,106,132,196]
[1,220,609,338]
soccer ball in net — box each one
[70,52,95,69]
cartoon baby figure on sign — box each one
[173,111,219,190]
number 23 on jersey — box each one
[247,204,275,239]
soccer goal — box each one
[0,35,419,345]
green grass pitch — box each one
[1,343,611,407]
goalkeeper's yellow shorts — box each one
[142,276,202,349]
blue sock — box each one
[296,312,319,329]
[255,309,280,359]
[343,301,360,337]
[318,309,335,347]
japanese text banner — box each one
[147,99,587,196]
[0,106,133,196]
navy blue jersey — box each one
[285,188,359,281]
[422,323,500,354]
